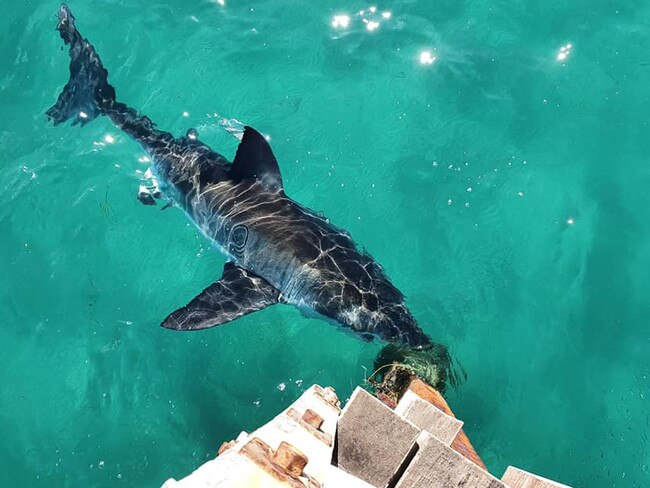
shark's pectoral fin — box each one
[161,262,280,331]
[230,126,283,193]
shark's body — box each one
[48,5,434,348]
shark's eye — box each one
[230,225,248,252]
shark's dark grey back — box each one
[188,167,431,346]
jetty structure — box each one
[162,367,570,488]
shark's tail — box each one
[46,4,116,126]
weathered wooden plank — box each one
[408,378,487,469]
[395,389,464,445]
[502,466,572,488]
[395,432,505,488]
[337,387,420,488]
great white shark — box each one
[48,5,456,389]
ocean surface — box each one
[2,1,649,486]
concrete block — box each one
[395,432,506,488]
[502,466,572,488]
[337,387,420,488]
[395,389,463,446]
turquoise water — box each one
[2,0,649,486]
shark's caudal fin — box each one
[46,5,116,126]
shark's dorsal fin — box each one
[230,126,283,192]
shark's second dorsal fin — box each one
[230,126,283,192]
